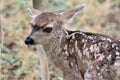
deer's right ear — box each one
[26,7,41,18]
[59,4,86,22]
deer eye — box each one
[43,27,52,33]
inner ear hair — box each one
[26,7,41,18]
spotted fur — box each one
[57,30,120,80]
[38,29,120,80]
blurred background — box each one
[0,0,120,80]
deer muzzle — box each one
[25,37,34,45]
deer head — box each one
[25,4,86,45]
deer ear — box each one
[26,7,41,18]
[59,4,86,22]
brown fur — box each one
[25,5,120,80]
[33,12,57,27]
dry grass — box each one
[0,0,120,80]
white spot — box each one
[90,45,94,52]
[116,51,120,56]
[65,51,69,56]
[72,34,75,39]
[83,48,89,58]
[95,46,100,53]
[64,45,67,50]
[78,50,82,58]
[101,37,112,42]
[82,39,85,42]
[114,60,120,66]
[83,43,87,49]
[70,62,74,67]
[98,43,102,46]
[88,36,94,40]
[106,38,112,42]
[116,47,119,50]
[71,48,74,53]
[94,36,97,39]
[82,33,87,37]
[105,44,108,48]
[96,65,100,70]
[70,48,74,54]
[86,52,90,58]
[94,53,101,59]
[112,43,117,48]
[68,44,71,47]
[101,37,106,41]
[107,54,112,61]
[98,54,105,61]
[90,44,100,53]
[84,69,91,79]
[79,32,87,37]
[75,41,79,51]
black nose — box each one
[25,37,34,45]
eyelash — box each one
[43,27,53,33]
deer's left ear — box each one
[59,4,86,22]
[26,7,41,18]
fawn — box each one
[25,4,120,80]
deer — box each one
[24,4,120,80]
